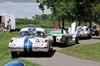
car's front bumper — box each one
[32,47,49,52]
[9,47,49,52]
[78,34,89,37]
[9,47,24,52]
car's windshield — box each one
[19,31,46,37]
[19,31,32,37]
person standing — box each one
[55,23,61,29]
[0,22,2,31]
[7,19,11,32]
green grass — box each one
[17,20,54,29]
[0,32,40,66]
[60,43,100,62]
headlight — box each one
[8,43,12,47]
[9,43,16,47]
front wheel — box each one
[64,37,69,46]
[11,52,18,58]
[87,34,92,39]
[48,40,53,55]
[48,40,53,51]
[49,44,53,52]
[47,47,53,57]
[75,37,79,44]
[95,31,99,36]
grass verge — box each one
[60,43,100,62]
[0,32,40,66]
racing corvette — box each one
[8,27,53,58]
[76,26,92,39]
[50,22,79,46]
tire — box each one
[96,31,99,36]
[75,37,79,44]
[64,37,69,46]
[48,46,53,53]
[47,48,53,57]
[48,40,53,50]
[49,43,53,52]
[50,46,53,51]
[11,52,18,58]
[53,36,56,45]
[47,40,53,56]
[88,34,92,39]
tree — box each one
[92,2,100,23]
[37,0,99,30]
[76,0,95,25]
[37,0,77,33]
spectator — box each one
[0,22,4,31]
[55,23,61,29]
[93,24,97,30]
[7,19,11,32]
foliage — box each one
[32,14,56,20]
[92,2,100,22]
[16,18,37,25]
[16,15,57,28]
[37,0,100,26]
[37,0,77,21]
[75,0,91,21]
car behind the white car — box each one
[76,26,91,39]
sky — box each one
[0,0,51,19]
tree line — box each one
[16,14,57,28]
[16,0,100,30]
[37,0,100,29]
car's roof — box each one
[20,27,45,32]
[77,26,88,28]
[77,26,88,29]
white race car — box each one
[50,22,79,46]
[8,27,53,58]
[76,26,91,39]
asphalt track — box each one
[22,37,100,66]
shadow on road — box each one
[53,42,77,48]
[53,43,67,48]
[91,36,100,40]
[79,37,91,40]
[18,50,56,58]
[79,36,100,40]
